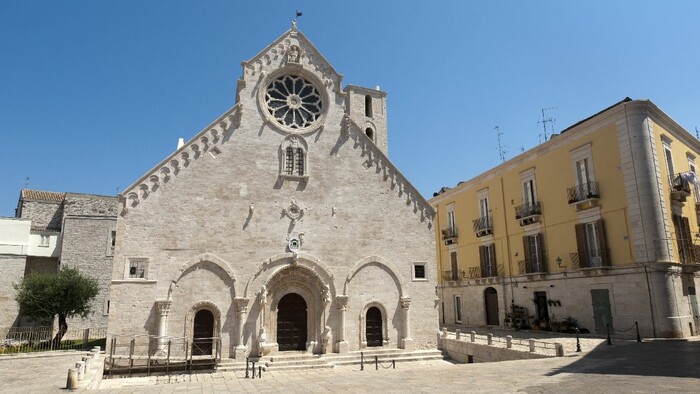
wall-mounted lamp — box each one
[556,256,564,269]
[249,203,255,214]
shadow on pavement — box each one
[547,339,700,379]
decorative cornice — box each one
[119,103,242,216]
[342,114,435,228]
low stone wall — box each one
[438,330,560,363]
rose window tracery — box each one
[264,75,323,130]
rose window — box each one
[264,75,323,130]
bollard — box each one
[555,343,564,357]
[375,355,378,370]
[470,331,476,342]
[635,321,641,343]
[251,361,255,379]
[441,328,448,338]
[92,346,101,352]
[66,368,79,390]
[82,356,91,368]
[258,365,261,378]
[606,323,612,345]
[506,335,512,349]
[575,328,581,352]
[455,329,461,340]
[361,351,364,371]
[487,333,493,345]
[528,339,535,353]
[75,361,85,380]
[392,360,395,369]
[245,357,249,378]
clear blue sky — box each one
[2,1,699,216]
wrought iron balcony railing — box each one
[569,249,610,269]
[670,172,693,195]
[441,227,458,241]
[514,201,542,221]
[472,215,493,237]
[518,258,548,274]
[441,270,462,282]
[567,181,600,204]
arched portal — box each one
[484,287,499,326]
[366,307,383,347]
[192,309,214,355]
[277,293,308,351]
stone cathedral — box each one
[107,24,437,359]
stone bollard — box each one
[487,333,493,345]
[441,328,448,338]
[455,329,461,340]
[82,356,91,368]
[506,335,512,349]
[528,339,535,353]
[470,331,476,342]
[75,361,85,380]
[66,368,79,390]
[92,346,101,352]
[555,343,564,357]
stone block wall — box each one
[0,255,27,330]
[19,200,63,231]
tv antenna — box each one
[695,127,699,140]
[495,125,508,163]
[24,176,30,188]
[537,107,557,143]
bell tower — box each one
[344,85,388,155]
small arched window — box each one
[281,136,308,178]
[365,127,374,141]
[365,95,373,117]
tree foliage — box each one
[14,268,100,342]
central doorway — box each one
[484,287,499,326]
[366,307,383,347]
[192,309,214,356]
[277,293,307,351]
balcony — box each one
[567,181,600,210]
[514,202,542,226]
[670,172,693,203]
[441,270,464,282]
[518,258,548,275]
[569,250,610,270]
[441,227,458,245]
[472,215,493,237]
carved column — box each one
[233,297,250,357]
[335,295,349,353]
[155,300,171,353]
[400,297,414,351]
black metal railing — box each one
[468,267,481,279]
[441,227,458,241]
[670,173,693,195]
[472,215,493,235]
[569,250,610,269]
[567,181,600,204]
[515,202,542,220]
[518,257,548,274]
[441,270,462,282]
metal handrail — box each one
[515,201,542,219]
[567,181,600,204]
[472,215,492,232]
[441,227,458,240]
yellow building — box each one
[430,98,700,338]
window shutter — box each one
[575,224,588,268]
[522,236,531,273]
[536,233,545,265]
[682,216,693,262]
[596,220,609,266]
[479,246,486,277]
[489,245,497,276]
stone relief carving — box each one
[287,45,302,63]
[284,198,304,223]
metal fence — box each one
[104,335,221,378]
[0,326,107,354]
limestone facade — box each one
[108,25,437,358]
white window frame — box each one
[584,222,602,267]
[662,137,675,179]
[571,143,596,186]
[519,168,537,206]
[446,203,456,232]
[125,258,149,280]
[454,294,462,323]
[412,262,427,281]
[280,136,309,180]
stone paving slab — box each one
[1,338,699,393]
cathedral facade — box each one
[107,25,437,358]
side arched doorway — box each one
[277,293,307,351]
[366,307,383,347]
[192,309,214,355]
[484,287,499,326]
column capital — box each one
[335,295,349,309]
[400,296,411,309]
[155,300,171,316]
[233,297,250,313]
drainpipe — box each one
[500,176,514,321]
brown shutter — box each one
[479,246,486,277]
[683,217,693,262]
[489,245,497,276]
[596,220,609,266]
[575,224,588,268]
[537,233,546,270]
[522,236,531,273]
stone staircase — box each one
[217,348,450,372]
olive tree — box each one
[14,268,100,343]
